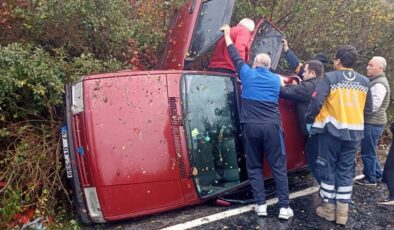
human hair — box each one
[311,53,328,65]
[254,53,271,68]
[334,45,358,68]
[239,18,255,32]
[372,56,387,70]
[306,60,324,77]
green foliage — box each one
[2,0,185,64]
[68,53,125,82]
[0,43,65,121]
[0,186,22,224]
[0,43,127,123]
[129,0,185,50]
[235,0,394,65]
[7,0,136,61]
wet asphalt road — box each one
[88,170,394,230]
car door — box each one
[159,0,236,70]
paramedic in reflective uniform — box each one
[305,45,373,225]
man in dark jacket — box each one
[280,60,324,183]
[221,24,293,220]
[282,39,328,79]
[208,18,255,74]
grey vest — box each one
[365,73,390,125]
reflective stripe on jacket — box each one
[305,69,373,141]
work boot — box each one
[316,202,335,221]
[336,202,349,225]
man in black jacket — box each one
[282,39,328,79]
[280,60,324,183]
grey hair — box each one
[254,53,271,68]
[372,56,387,70]
[239,18,255,32]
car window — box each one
[188,0,235,60]
[181,74,245,197]
[249,21,285,70]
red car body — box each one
[62,0,306,224]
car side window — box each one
[249,21,285,70]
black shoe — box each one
[377,198,394,206]
[354,178,377,186]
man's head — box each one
[253,53,271,68]
[333,45,358,69]
[311,53,329,65]
[303,60,324,80]
[239,18,255,32]
[366,56,386,78]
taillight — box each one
[72,82,84,115]
[84,187,105,223]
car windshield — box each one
[182,74,245,197]
[249,21,285,70]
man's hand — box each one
[282,39,289,52]
[220,25,231,36]
[306,124,312,137]
[220,25,233,46]
[279,76,285,87]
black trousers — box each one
[243,123,289,208]
[382,137,394,198]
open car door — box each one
[160,0,236,70]
[179,72,247,198]
[249,20,285,70]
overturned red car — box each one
[62,0,306,224]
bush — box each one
[0,43,65,122]
[1,0,185,69]
[0,122,62,227]
[0,43,127,123]
[0,42,128,227]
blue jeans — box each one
[305,135,320,183]
[316,133,359,204]
[361,124,384,183]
